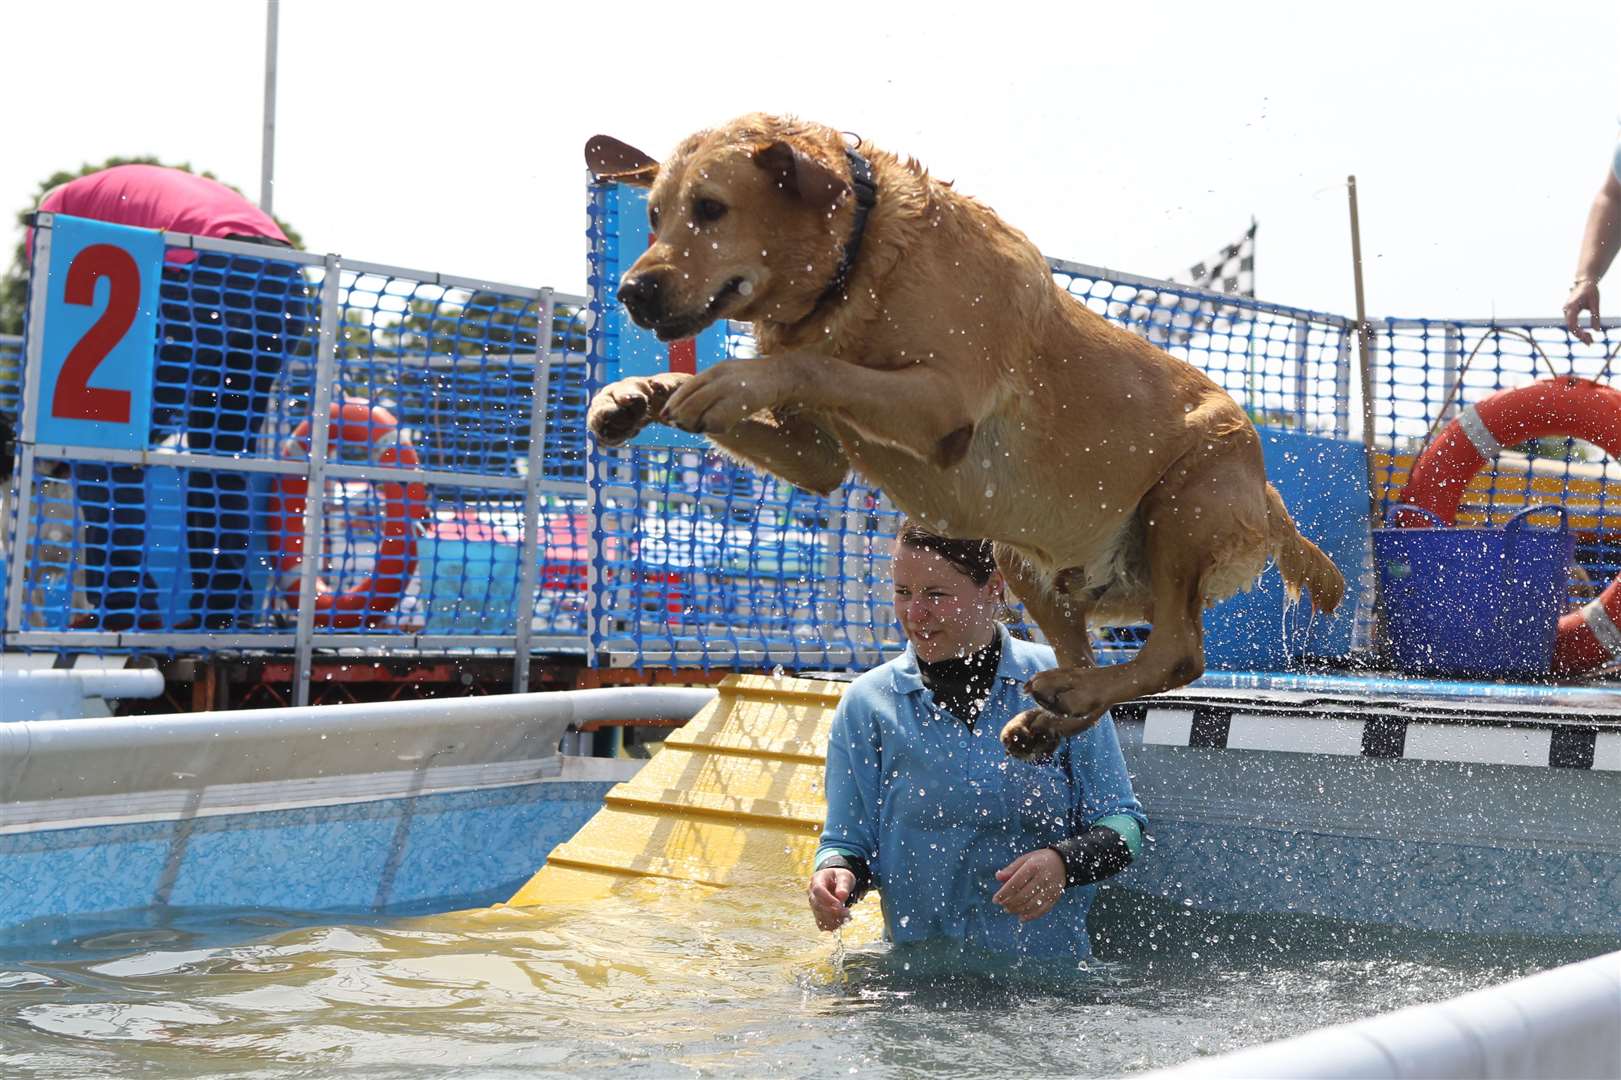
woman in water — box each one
[808,521,1146,962]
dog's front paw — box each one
[661,360,787,435]
[587,377,682,446]
[1000,708,1064,761]
[1025,667,1109,726]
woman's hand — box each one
[1564,278,1602,345]
[808,867,857,931]
[992,848,1066,922]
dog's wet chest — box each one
[828,413,1135,548]
[830,421,1019,530]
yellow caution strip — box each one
[507,674,847,906]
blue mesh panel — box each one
[151,249,315,456]
[584,180,1360,669]
[1371,321,1621,614]
[9,202,1618,680]
[11,247,319,636]
[589,445,902,668]
[1050,267,1352,437]
[6,232,589,650]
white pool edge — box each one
[1142,947,1621,1079]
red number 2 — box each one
[52,242,139,423]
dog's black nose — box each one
[617,273,663,325]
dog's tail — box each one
[1265,483,1346,614]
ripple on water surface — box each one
[1,882,1615,1079]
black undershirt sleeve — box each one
[1048,824,1134,888]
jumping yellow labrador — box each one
[585,114,1345,758]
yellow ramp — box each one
[508,674,846,906]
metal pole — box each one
[4,217,53,635]
[1347,175,1384,653]
[584,186,608,671]
[511,289,557,693]
[1442,325,1463,423]
[1291,316,1309,431]
[292,254,341,706]
[260,0,279,215]
[1347,176,1378,511]
[1334,329,1353,440]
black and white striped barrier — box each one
[1114,698,1621,772]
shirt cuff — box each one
[813,852,872,905]
[1093,812,1144,858]
[1048,823,1134,888]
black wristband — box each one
[816,854,872,905]
[1048,824,1133,888]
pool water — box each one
[2,882,1615,1079]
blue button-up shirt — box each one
[818,624,1146,961]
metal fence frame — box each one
[2,216,594,702]
[1046,255,1358,439]
[9,207,1621,698]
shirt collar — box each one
[889,622,1023,697]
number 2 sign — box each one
[33,215,163,450]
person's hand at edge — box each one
[992,848,1066,923]
[1564,277,1601,345]
[809,867,856,931]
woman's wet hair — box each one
[896,521,998,586]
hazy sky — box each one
[8,1,1618,322]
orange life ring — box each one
[271,401,429,629]
[1396,377,1621,675]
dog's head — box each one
[585,115,859,341]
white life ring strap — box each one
[1580,597,1621,659]
[1457,404,1504,460]
[370,428,401,465]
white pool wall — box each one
[1144,946,1621,1079]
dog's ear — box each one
[752,140,850,211]
[585,135,659,187]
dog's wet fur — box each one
[585,114,1345,758]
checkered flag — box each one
[1187,219,1256,298]
[1110,220,1257,347]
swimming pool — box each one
[4,676,1618,1076]
[1,882,1615,1078]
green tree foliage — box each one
[0,156,303,335]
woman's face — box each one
[891,541,1003,663]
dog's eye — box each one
[695,198,728,223]
[648,205,661,231]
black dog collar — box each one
[806,147,878,318]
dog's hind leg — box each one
[1004,448,1269,759]
[994,548,1103,759]
[994,546,1095,667]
